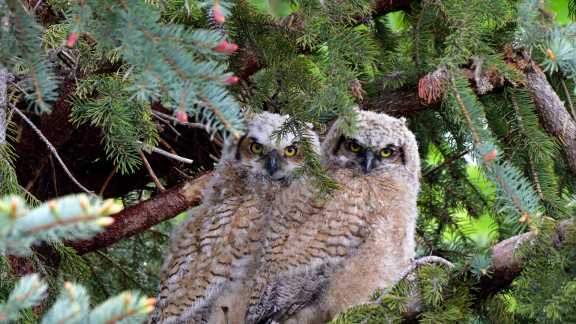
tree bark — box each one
[362,87,431,116]
[478,219,573,298]
[523,61,576,176]
[69,172,212,254]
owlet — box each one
[244,110,421,324]
[149,111,320,323]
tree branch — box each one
[139,150,166,191]
[11,104,93,194]
[478,219,573,298]
[520,56,576,176]
[68,172,212,254]
[361,87,432,117]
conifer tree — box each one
[1,0,575,322]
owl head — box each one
[322,108,420,178]
[220,111,320,184]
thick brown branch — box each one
[361,87,432,117]
[522,59,576,176]
[478,219,573,297]
[69,172,212,254]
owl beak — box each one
[265,150,281,176]
[361,150,375,174]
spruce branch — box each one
[510,93,545,201]
[374,256,455,305]
[10,104,93,194]
[0,274,47,323]
[0,194,119,256]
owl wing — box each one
[244,208,369,324]
[152,195,265,324]
[149,207,206,323]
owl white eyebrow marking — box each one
[235,134,248,160]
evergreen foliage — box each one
[1,0,576,322]
[0,195,153,323]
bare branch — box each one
[10,104,93,194]
[374,256,455,305]
[139,150,166,191]
[69,172,212,254]
[138,141,194,165]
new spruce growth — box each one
[0,195,154,323]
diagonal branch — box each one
[520,56,576,176]
[139,150,166,191]
[68,172,212,254]
[10,104,93,194]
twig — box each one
[374,256,455,305]
[423,149,470,177]
[158,137,178,154]
[560,78,576,121]
[32,0,43,12]
[397,256,455,285]
[152,112,183,137]
[139,150,166,191]
[10,104,93,194]
[94,250,146,290]
[82,255,111,298]
[99,169,116,196]
[137,141,194,164]
[152,110,213,131]
[49,155,59,196]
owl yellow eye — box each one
[284,145,298,157]
[380,148,394,158]
[250,142,264,155]
[348,141,362,153]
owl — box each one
[244,110,421,324]
[149,111,321,324]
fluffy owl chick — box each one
[149,111,320,324]
[244,110,420,324]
